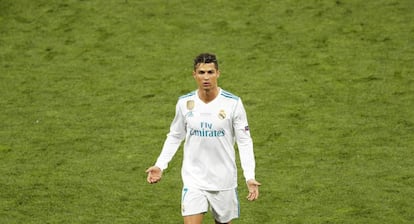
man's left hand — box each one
[246,179,261,201]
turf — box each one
[0,0,413,223]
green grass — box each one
[1,0,413,223]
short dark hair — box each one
[193,53,218,70]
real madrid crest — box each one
[218,109,226,120]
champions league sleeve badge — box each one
[218,109,226,120]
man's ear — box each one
[192,70,196,79]
[217,70,220,78]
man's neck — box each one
[198,87,220,103]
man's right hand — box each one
[145,166,162,184]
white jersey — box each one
[155,88,256,190]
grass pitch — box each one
[0,0,413,223]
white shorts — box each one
[181,187,240,223]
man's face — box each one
[193,63,220,91]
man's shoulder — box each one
[176,91,196,110]
[178,91,196,100]
[220,89,239,101]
